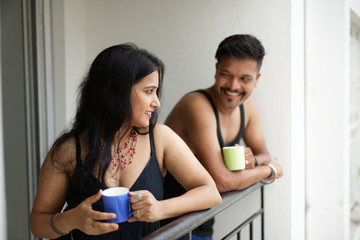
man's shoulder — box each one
[177,90,212,108]
[166,90,216,128]
[242,96,258,114]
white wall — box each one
[0,65,7,240]
[55,0,303,239]
[351,0,360,17]
[63,0,87,129]
[0,6,8,238]
[305,0,351,239]
[51,0,66,138]
[350,11,360,240]
[290,0,305,239]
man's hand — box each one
[244,147,256,169]
[268,160,284,179]
[234,144,256,169]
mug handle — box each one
[128,194,133,218]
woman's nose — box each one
[152,95,160,109]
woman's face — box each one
[130,70,160,128]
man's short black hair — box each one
[215,34,265,71]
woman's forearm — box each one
[160,184,221,220]
[31,211,72,239]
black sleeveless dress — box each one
[162,89,245,237]
[59,130,164,240]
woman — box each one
[30,43,221,239]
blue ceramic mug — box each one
[102,187,132,223]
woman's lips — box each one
[145,111,152,118]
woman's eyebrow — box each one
[144,85,157,89]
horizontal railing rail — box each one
[143,182,264,240]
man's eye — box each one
[220,73,230,77]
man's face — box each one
[214,56,261,109]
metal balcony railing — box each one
[143,183,264,240]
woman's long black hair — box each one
[51,43,164,200]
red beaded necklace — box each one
[111,129,138,169]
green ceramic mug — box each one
[222,146,245,171]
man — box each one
[163,34,284,239]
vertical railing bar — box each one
[184,231,192,240]
[237,230,241,240]
[221,209,263,240]
[250,221,253,240]
[261,186,264,240]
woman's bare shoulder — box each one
[153,123,174,136]
[152,124,183,147]
[43,134,78,174]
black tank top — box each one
[59,130,164,240]
[162,89,245,236]
[196,89,245,148]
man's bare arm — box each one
[166,93,275,193]
[242,97,284,178]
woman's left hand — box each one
[128,190,162,222]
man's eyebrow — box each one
[219,69,230,72]
[219,69,253,78]
[241,74,253,78]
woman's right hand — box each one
[69,190,119,235]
